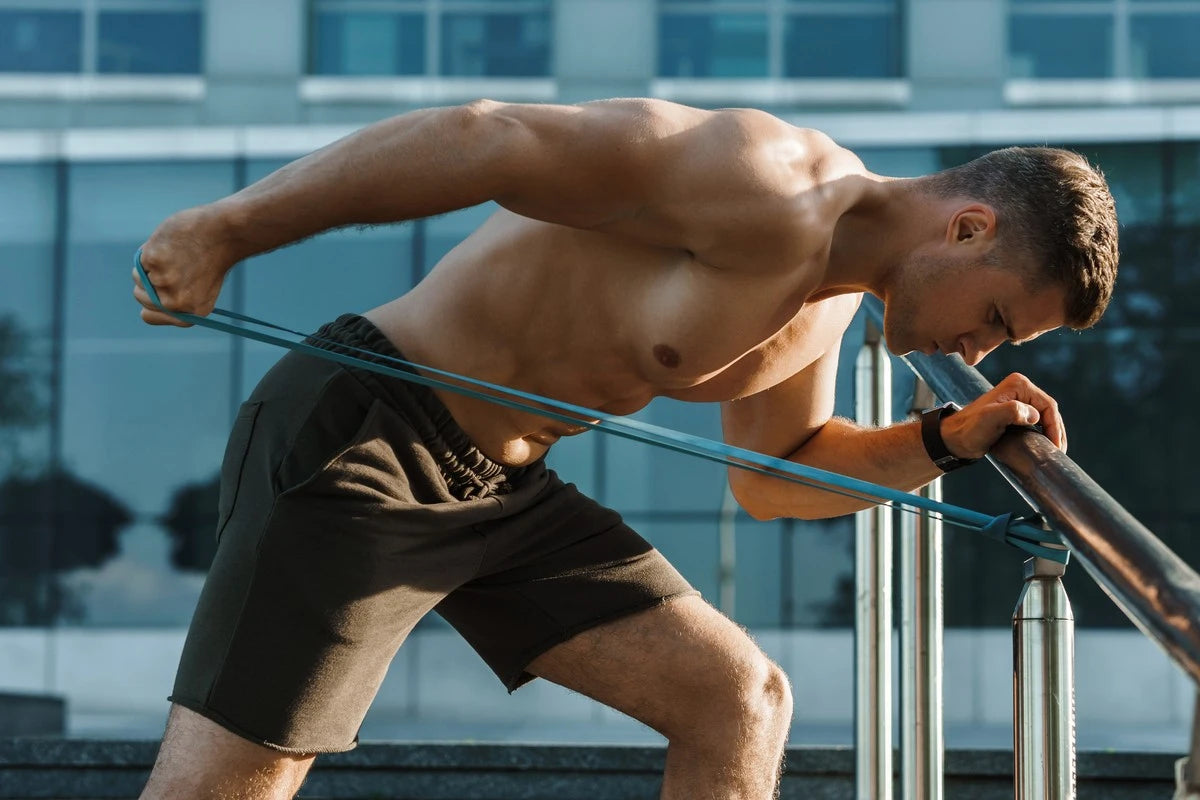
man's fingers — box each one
[139,307,191,327]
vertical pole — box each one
[855,319,893,800]
[1172,690,1200,799]
[1013,556,1076,800]
[901,383,944,800]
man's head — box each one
[883,146,1119,364]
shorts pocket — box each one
[216,401,263,541]
[277,398,388,500]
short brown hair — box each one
[924,147,1119,329]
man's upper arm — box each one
[721,342,842,462]
[480,99,799,259]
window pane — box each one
[784,12,900,78]
[1009,13,1113,78]
[658,13,768,78]
[97,11,202,74]
[0,162,56,501]
[0,10,82,73]
[1067,142,1164,227]
[62,161,237,627]
[311,12,425,75]
[440,11,551,77]
[1131,13,1200,78]
[1173,142,1200,226]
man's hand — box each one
[131,204,238,327]
[941,372,1067,458]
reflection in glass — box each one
[310,12,425,75]
[784,12,900,78]
[658,13,769,78]
[1130,13,1200,78]
[61,161,237,627]
[97,11,202,74]
[440,11,551,77]
[1009,13,1113,78]
[1172,143,1200,226]
[0,10,82,72]
[0,471,130,625]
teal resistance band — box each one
[134,250,1068,564]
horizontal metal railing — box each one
[862,297,1200,687]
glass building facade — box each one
[0,0,203,75]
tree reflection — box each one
[0,315,132,625]
[163,474,219,572]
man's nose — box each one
[963,333,1003,366]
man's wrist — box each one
[920,402,978,472]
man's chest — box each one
[662,292,862,403]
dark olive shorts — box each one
[169,314,697,754]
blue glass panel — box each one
[658,13,769,78]
[97,12,202,74]
[0,164,56,486]
[627,517,721,600]
[603,398,726,514]
[784,12,900,78]
[1174,143,1200,226]
[0,11,81,73]
[1131,13,1200,78]
[311,12,425,75]
[440,11,551,77]
[1064,143,1163,227]
[1009,14,1113,78]
[63,161,238,626]
[238,159,417,388]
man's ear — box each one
[947,203,997,245]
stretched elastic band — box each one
[134,250,1069,564]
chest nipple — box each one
[653,344,681,369]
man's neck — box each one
[816,176,928,302]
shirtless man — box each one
[132,98,1118,799]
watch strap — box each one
[921,402,978,472]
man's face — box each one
[883,250,1068,365]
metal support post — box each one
[1173,690,1200,799]
[900,382,944,800]
[856,319,893,800]
[1013,556,1076,800]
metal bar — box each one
[1173,690,1200,799]
[1013,556,1076,799]
[860,297,1200,687]
[901,382,944,800]
[855,319,893,800]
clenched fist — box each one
[940,372,1067,457]
[132,204,240,327]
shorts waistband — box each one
[305,313,524,500]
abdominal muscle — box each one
[362,210,824,466]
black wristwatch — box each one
[920,402,979,472]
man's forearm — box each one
[736,417,944,520]
[216,102,509,261]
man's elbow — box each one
[728,469,827,522]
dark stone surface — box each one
[0,695,64,738]
[0,739,1180,799]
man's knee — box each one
[670,650,793,743]
[737,656,793,735]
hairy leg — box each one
[527,594,793,799]
[140,705,315,800]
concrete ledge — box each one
[0,695,64,737]
[0,739,1180,799]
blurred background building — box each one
[0,0,1196,750]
